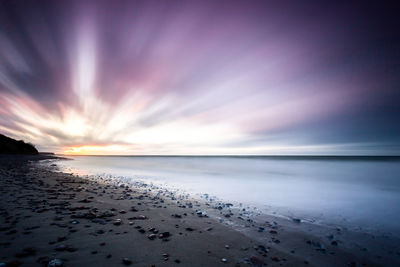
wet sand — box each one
[0,155,399,266]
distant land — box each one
[0,133,39,155]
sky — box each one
[0,0,399,155]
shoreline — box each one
[1,156,399,266]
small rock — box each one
[122,257,132,265]
[221,258,228,263]
[159,232,170,238]
[271,256,279,262]
[250,256,264,266]
[48,258,64,267]
[55,244,66,251]
[148,234,157,240]
[113,219,122,226]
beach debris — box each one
[47,259,64,267]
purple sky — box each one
[0,0,399,155]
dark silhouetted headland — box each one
[0,133,39,155]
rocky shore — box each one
[0,156,399,266]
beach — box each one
[1,156,399,266]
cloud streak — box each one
[0,0,399,155]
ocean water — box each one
[52,155,400,235]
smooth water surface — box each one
[53,156,400,234]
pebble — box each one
[148,234,157,240]
[221,258,228,263]
[250,256,263,266]
[113,219,122,226]
[48,258,64,267]
[159,232,170,238]
[122,257,132,265]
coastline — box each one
[1,156,399,266]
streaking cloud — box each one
[0,1,399,155]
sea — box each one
[47,155,400,236]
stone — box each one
[113,219,122,226]
[122,257,132,265]
[148,234,157,240]
[48,259,64,267]
[159,232,170,238]
[250,256,264,266]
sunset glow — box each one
[64,145,132,155]
[0,1,399,155]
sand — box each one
[0,155,399,266]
